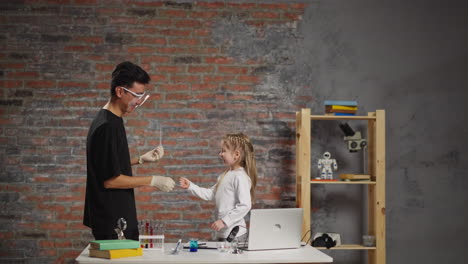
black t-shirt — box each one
[83,109,138,238]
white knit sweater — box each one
[187,167,252,239]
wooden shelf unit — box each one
[316,244,377,250]
[296,109,386,264]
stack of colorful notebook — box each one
[324,100,358,116]
[89,239,142,259]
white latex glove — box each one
[150,176,175,192]
[139,146,164,164]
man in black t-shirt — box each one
[83,61,175,240]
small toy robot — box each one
[317,152,338,180]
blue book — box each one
[324,100,358,106]
[334,112,356,116]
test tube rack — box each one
[138,220,165,251]
[139,234,164,251]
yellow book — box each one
[339,174,371,180]
[89,247,143,259]
[327,105,357,111]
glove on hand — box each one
[150,176,175,192]
[139,146,164,164]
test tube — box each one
[139,220,144,248]
[154,221,161,248]
[145,221,149,248]
[159,126,162,146]
[150,220,154,248]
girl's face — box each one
[219,143,240,169]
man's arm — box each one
[104,175,175,192]
[104,175,152,189]
[132,146,164,166]
[130,157,140,166]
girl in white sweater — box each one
[179,133,257,240]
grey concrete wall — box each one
[296,1,468,263]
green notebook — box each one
[89,239,140,250]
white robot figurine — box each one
[317,152,338,180]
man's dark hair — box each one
[110,61,150,97]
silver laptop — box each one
[242,208,303,251]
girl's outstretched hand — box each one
[211,220,226,231]
[179,177,190,189]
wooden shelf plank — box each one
[310,115,376,120]
[296,109,311,238]
[315,244,376,250]
[311,180,376,185]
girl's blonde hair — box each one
[222,133,257,202]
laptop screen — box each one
[246,208,303,251]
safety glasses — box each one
[120,86,150,108]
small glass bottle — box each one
[189,238,198,252]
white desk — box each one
[75,243,333,264]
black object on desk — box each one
[183,242,217,250]
[226,226,239,242]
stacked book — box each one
[89,239,142,259]
[339,174,371,182]
[324,100,358,116]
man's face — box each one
[119,82,149,114]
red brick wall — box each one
[0,1,308,263]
